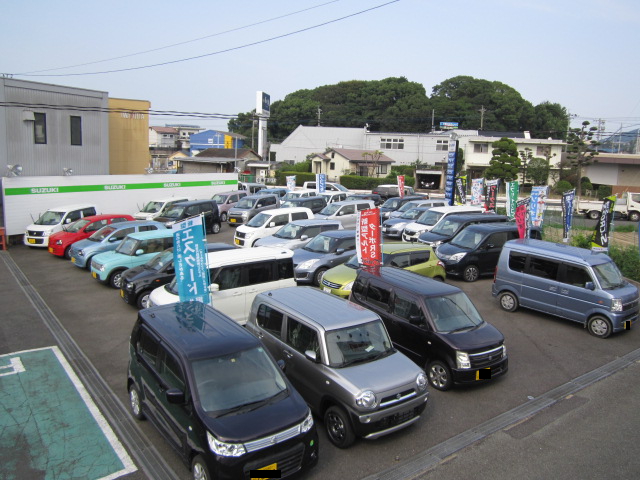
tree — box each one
[566,121,600,198]
[531,102,570,139]
[484,137,521,182]
[361,150,384,177]
[519,147,534,183]
[527,157,550,185]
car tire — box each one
[64,247,72,260]
[191,454,211,480]
[587,210,600,220]
[433,276,445,282]
[84,256,94,270]
[498,291,519,312]
[109,270,125,289]
[313,268,328,287]
[427,359,453,391]
[628,211,640,222]
[587,315,612,339]
[324,405,355,448]
[462,265,480,282]
[220,212,228,222]
[128,383,145,420]
[211,222,221,234]
[136,290,152,310]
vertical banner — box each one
[484,179,499,213]
[561,189,576,242]
[590,195,617,252]
[455,175,467,205]
[397,175,405,198]
[316,173,326,193]
[471,178,484,206]
[506,181,519,219]
[515,197,531,239]
[286,175,296,191]
[356,208,381,271]
[444,140,458,206]
[530,186,548,227]
[173,215,210,304]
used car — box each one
[154,199,221,234]
[254,219,343,250]
[211,190,247,222]
[292,230,357,286]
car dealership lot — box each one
[1,225,639,480]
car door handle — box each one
[283,350,294,359]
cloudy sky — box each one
[3,0,639,136]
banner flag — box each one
[515,197,531,239]
[444,140,458,206]
[455,175,467,205]
[471,178,484,205]
[590,195,617,252]
[356,208,381,271]
[484,179,499,213]
[530,186,548,227]
[316,173,326,193]
[286,175,296,191]
[561,189,576,242]
[397,175,405,198]
[173,215,210,304]
[506,181,519,219]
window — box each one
[330,162,335,170]
[292,211,308,221]
[82,208,97,217]
[392,294,425,324]
[272,214,289,227]
[277,259,294,280]
[159,348,185,391]
[366,282,391,310]
[70,116,82,146]
[527,257,559,280]
[562,264,592,288]
[474,143,489,153]
[436,139,448,151]
[380,138,404,150]
[34,113,47,144]
[138,329,159,366]
[256,304,284,338]
[509,252,527,272]
[66,210,82,223]
[376,164,388,175]
[113,227,134,241]
[286,319,320,356]
[139,225,158,232]
[483,232,508,249]
[215,267,244,290]
[246,261,274,285]
[388,254,411,268]
[411,251,430,266]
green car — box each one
[320,243,446,298]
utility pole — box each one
[595,118,605,151]
[317,106,322,127]
[478,105,487,130]
[431,109,435,132]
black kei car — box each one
[120,243,234,309]
[128,302,319,480]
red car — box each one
[48,214,135,258]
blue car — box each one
[69,220,166,269]
[292,229,357,286]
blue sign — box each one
[316,173,326,193]
[173,216,210,304]
[444,140,458,206]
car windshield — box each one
[234,197,256,209]
[319,204,340,216]
[167,277,178,294]
[89,225,116,241]
[141,201,163,213]
[162,206,185,219]
[344,254,359,268]
[35,210,65,226]
[417,210,443,226]
[398,202,420,213]
[247,212,271,227]
[283,192,304,200]
[325,320,394,368]
[400,208,426,220]
[449,229,483,249]
[280,200,295,208]
[115,237,141,256]
[381,198,402,209]
[425,292,485,333]
[274,223,303,239]
[333,184,349,192]
[431,218,464,236]
[593,260,625,289]
[146,249,173,271]
[191,346,288,416]
[64,218,90,233]
[211,194,228,204]
[304,234,339,253]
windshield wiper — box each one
[448,325,478,334]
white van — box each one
[147,247,296,325]
[234,207,314,248]
[402,205,484,242]
[133,197,191,221]
[24,204,97,247]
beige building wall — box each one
[109,98,151,174]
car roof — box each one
[145,196,190,202]
[107,220,165,230]
[126,229,174,240]
[47,204,96,212]
[504,238,611,264]
[317,229,356,238]
[429,205,484,214]
[381,243,433,254]
[257,287,381,331]
[358,266,461,297]
[213,190,245,196]
[207,246,293,263]
[461,221,519,233]
[82,214,133,221]
[289,218,341,227]
[171,200,215,207]
[331,200,374,206]
[140,302,258,360]
[242,193,278,200]
[440,213,508,222]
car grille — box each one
[236,231,246,239]
[376,406,421,430]
[469,346,504,369]
[27,230,43,237]
[243,422,303,453]
[378,389,417,409]
[623,298,639,311]
[243,443,304,479]
[321,278,342,289]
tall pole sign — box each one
[256,91,270,161]
[444,139,458,206]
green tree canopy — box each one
[566,121,600,197]
[485,137,521,182]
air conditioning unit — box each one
[22,110,35,122]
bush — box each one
[608,245,640,282]
[553,180,573,195]
[597,185,612,198]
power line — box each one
[12,1,400,77]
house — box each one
[165,124,204,149]
[148,126,178,148]
[581,153,640,193]
[189,130,246,156]
[179,148,260,174]
[309,148,395,181]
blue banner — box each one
[561,189,575,242]
[172,215,210,304]
[316,173,326,193]
[444,140,458,206]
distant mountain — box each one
[598,128,638,154]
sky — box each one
[2,0,639,138]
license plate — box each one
[323,287,331,293]
[475,368,492,380]
[234,238,240,245]
[48,247,53,253]
[71,257,76,263]
[251,463,278,480]
[27,238,36,244]
[230,218,236,223]
[91,272,97,279]
[120,289,124,298]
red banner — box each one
[397,175,405,198]
[357,208,381,267]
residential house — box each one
[179,148,260,174]
[149,126,178,148]
[581,153,640,193]
[189,130,246,156]
[165,124,203,149]
[309,148,395,181]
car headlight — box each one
[241,211,249,218]
[355,390,377,410]
[42,230,51,237]
[298,259,319,270]
[456,351,471,369]
[300,410,314,433]
[165,221,175,227]
[502,344,507,358]
[95,264,105,272]
[611,299,623,312]
[449,252,467,263]
[244,231,255,238]
[416,372,428,391]
[342,281,354,292]
[77,249,85,257]
[207,431,246,457]
[124,282,135,292]
[56,240,63,245]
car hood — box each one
[93,250,127,265]
[254,236,306,249]
[198,390,309,443]
[382,218,410,227]
[122,264,157,282]
[49,231,86,243]
[435,242,470,256]
[292,248,331,264]
[70,238,105,252]
[435,321,504,352]
[417,231,450,243]
[322,264,357,285]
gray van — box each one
[247,287,429,448]
[492,239,639,338]
[227,194,279,226]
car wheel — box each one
[64,247,72,259]
[587,315,612,339]
[628,211,640,222]
[587,210,600,220]
[84,256,93,270]
[136,290,152,310]
[211,222,221,234]
[109,270,125,289]
[313,268,328,287]
[324,405,355,448]
[220,212,228,222]
[462,265,480,282]
[191,455,211,480]
[427,359,452,391]
[128,383,145,420]
[433,276,445,282]
[498,291,519,312]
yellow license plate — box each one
[27,238,36,244]
[230,218,236,223]
[251,463,277,480]
[91,271,97,279]
[120,289,124,298]
[71,257,76,263]
[234,238,240,245]
[48,247,53,253]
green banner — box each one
[5,179,237,196]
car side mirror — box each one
[485,243,495,250]
[277,359,286,371]
[585,281,595,290]
[335,248,345,255]
[304,350,318,362]
[65,218,72,224]
[135,249,145,256]
[108,236,118,242]
[409,314,424,326]
[166,388,185,405]
[269,222,275,228]
[300,235,308,241]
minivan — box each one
[402,205,484,242]
[247,287,429,448]
[379,195,425,219]
[148,247,296,325]
[253,219,343,250]
[387,199,446,219]
[154,199,221,234]
[314,200,376,229]
[492,239,639,338]
[128,302,318,480]
[238,181,267,194]
[350,267,508,391]
[133,197,191,221]
[24,204,98,247]
[417,213,509,247]
[90,229,175,289]
[279,196,327,213]
[211,190,247,222]
[233,207,314,248]
[227,194,280,226]
[436,223,541,282]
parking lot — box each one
[1,223,639,480]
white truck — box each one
[576,192,640,221]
